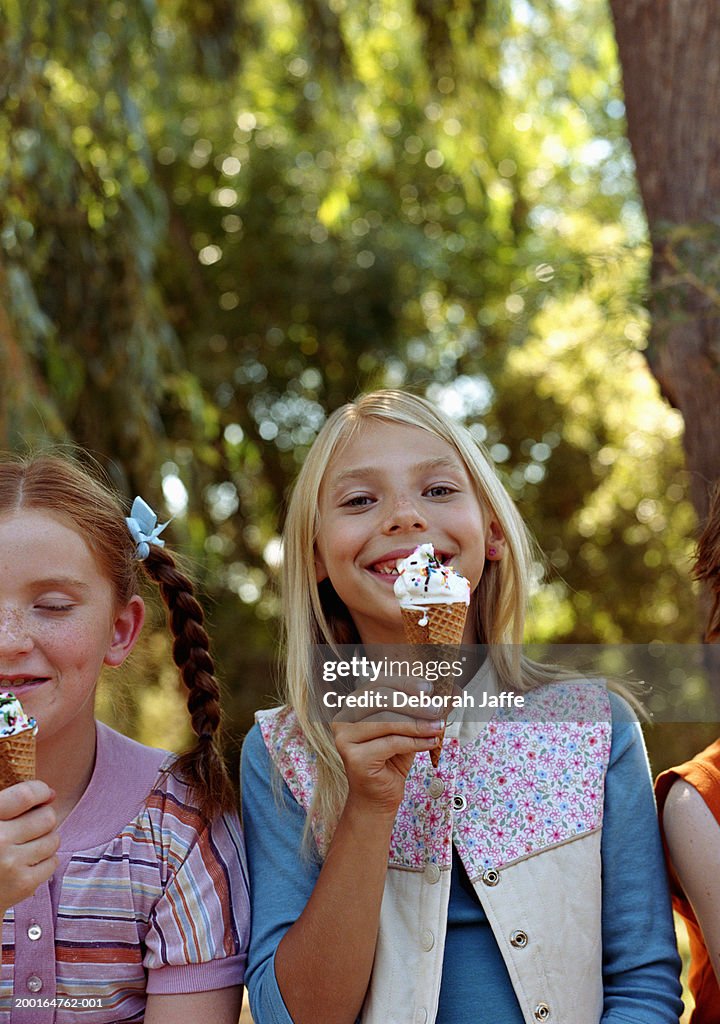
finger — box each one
[439,680,465,700]
[335,699,440,724]
[381,683,458,719]
[19,853,59,895]
[344,710,444,726]
[362,676,447,699]
[376,676,436,697]
[332,681,445,723]
[0,802,58,845]
[349,732,440,764]
[0,781,55,821]
[328,675,434,705]
[372,673,463,699]
[20,829,61,866]
[333,717,444,741]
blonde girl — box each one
[242,390,682,1024]
[0,453,248,1023]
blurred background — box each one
[4,0,719,1017]
[3,0,719,740]
[3,0,719,754]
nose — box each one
[382,495,428,534]
[0,608,34,657]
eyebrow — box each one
[32,577,90,592]
[328,456,464,492]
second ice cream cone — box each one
[0,728,36,789]
[0,692,38,789]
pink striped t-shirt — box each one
[2,722,249,1023]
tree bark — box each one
[609,0,720,524]
[610,2,720,699]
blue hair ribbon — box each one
[125,496,169,560]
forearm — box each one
[275,796,395,1024]
[144,986,243,1024]
[601,697,683,1022]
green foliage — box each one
[1,0,176,478]
[0,0,702,750]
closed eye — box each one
[36,604,74,612]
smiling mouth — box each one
[0,678,48,690]
[369,560,401,576]
[368,553,451,576]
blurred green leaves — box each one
[0,0,701,745]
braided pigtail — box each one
[142,544,236,820]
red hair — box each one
[0,453,235,820]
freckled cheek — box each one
[35,622,105,668]
[0,608,27,638]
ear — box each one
[314,546,328,583]
[485,520,506,561]
[104,595,146,668]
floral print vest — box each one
[257,679,612,878]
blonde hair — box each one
[281,390,552,836]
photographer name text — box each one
[323,690,525,710]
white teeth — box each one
[372,564,399,575]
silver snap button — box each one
[428,778,445,799]
[534,1003,550,1021]
[452,794,467,811]
[420,928,435,951]
[481,868,500,886]
[510,929,528,948]
[424,862,441,884]
[27,924,42,941]
[27,976,43,993]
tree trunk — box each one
[609,1,720,697]
[609,0,720,525]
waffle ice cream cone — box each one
[394,545,470,768]
[0,693,37,789]
[399,602,468,646]
[0,728,36,788]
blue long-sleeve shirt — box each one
[241,691,683,1023]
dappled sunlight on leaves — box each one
[1,0,710,772]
